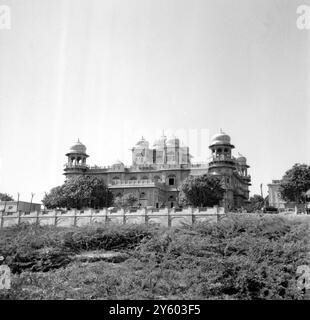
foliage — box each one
[0,215,309,300]
[42,175,114,209]
[0,223,154,274]
[0,192,14,201]
[280,163,310,204]
[113,193,138,209]
[245,194,265,212]
[179,174,225,207]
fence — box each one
[0,207,225,229]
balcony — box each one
[64,163,89,170]
[109,179,158,188]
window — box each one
[130,177,137,180]
[142,176,148,180]
[169,178,175,186]
[224,148,228,153]
[140,192,146,198]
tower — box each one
[64,139,89,176]
[208,130,236,210]
[208,130,235,175]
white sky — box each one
[0,0,309,203]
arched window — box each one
[142,176,148,180]
[112,176,120,180]
[140,192,146,198]
[130,177,137,180]
[153,175,161,181]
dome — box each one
[68,139,87,154]
[210,130,231,145]
[166,135,180,147]
[112,160,124,166]
[236,153,247,165]
[135,136,149,148]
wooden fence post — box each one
[105,209,109,225]
[144,208,148,226]
[36,211,40,227]
[54,211,58,227]
[167,210,171,228]
[89,209,92,225]
[191,208,195,226]
[17,211,21,226]
[0,212,4,229]
[73,209,77,227]
[123,210,126,225]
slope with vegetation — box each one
[0,214,309,300]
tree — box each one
[179,174,225,207]
[280,164,310,205]
[245,194,265,212]
[0,193,14,201]
[42,175,114,209]
[113,193,138,209]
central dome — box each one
[166,135,180,147]
[135,136,149,148]
[210,130,231,145]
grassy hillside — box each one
[0,214,309,300]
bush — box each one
[0,215,309,299]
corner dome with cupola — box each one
[66,139,88,156]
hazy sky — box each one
[0,0,309,203]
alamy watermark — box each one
[296,5,310,30]
[0,5,11,30]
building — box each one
[0,201,42,214]
[63,131,251,210]
[268,179,310,212]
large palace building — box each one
[63,131,251,210]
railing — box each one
[0,207,225,229]
[64,164,89,169]
[109,179,157,186]
[210,156,234,162]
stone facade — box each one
[267,179,307,211]
[63,131,251,210]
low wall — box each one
[0,206,224,228]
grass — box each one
[0,214,309,300]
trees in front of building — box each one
[179,174,225,207]
[280,164,310,206]
[245,194,265,212]
[0,193,14,201]
[114,193,138,209]
[42,175,114,209]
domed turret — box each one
[236,155,247,165]
[68,139,87,154]
[64,139,89,174]
[210,130,232,146]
